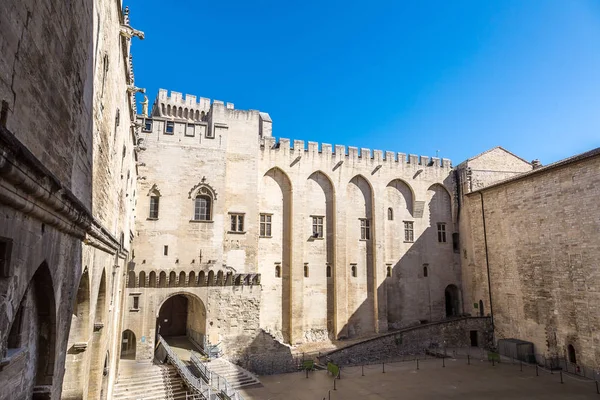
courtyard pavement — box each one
[240,356,599,399]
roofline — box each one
[467,147,600,195]
[459,146,532,167]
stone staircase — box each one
[113,360,189,400]
[204,358,261,389]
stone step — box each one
[114,379,185,395]
[113,388,188,400]
[117,370,180,384]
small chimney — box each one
[531,159,542,169]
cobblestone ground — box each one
[240,355,599,400]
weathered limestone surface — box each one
[461,150,600,369]
[324,317,492,366]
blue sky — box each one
[128,0,600,164]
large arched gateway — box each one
[156,293,207,348]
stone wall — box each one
[323,317,492,366]
[134,90,462,348]
[462,150,600,369]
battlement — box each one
[261,137,451,168]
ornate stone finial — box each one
[141,96,149,117]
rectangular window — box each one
[149,196,159,219]
[360,219,370,240]
[165,121,174,134]
[312,216,324,238]
[133,296,139,310]
[404,221,414,242]
[230,214,245,233]
[437,223,447,243]
[185,124,195,137]
[143,119,152,132]
[260,214,272,237]
[452,232,460,253]
[206,127,215,138]
[164,245,168,256]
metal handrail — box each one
[190,350,245,400]
[157,335,216,400]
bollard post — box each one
[417,358,419,370]
[329,390,331,400]
[595,381,599,394]
[443,357,445,368]
[520,360,522,372]
[306,368,309,379]
[383,362,385,373]
[468,355,470,365]
[560,370,563,384]
[362,365,364,376]
[333,378,337,391]
[536,365,539,377]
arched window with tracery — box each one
[190,180,217,222]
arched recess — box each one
[127,271,136,288]
[445,284,460,317]
[385,179,414,327]
[207,270,214,286]
[304,171,335,340]
[259,167,293,343]
[158,272,167,288]
[63,270,90,399]
[216,270,224,286]
[139,271,146,288]
[427,183,452,228]
[120,330,136,360]
[479,299,484,317]
[179,271,186,287]
[155,293,207,347]
[568,344,577,364]
[148,271,157,288]
[87,270,108,399]
[198,271,206,286]
[169,271,177,287]
[346,175,375,337]
[188,271,196,287]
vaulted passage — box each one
[156,293,206,346]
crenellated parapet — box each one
[261,137,452,168]
[151,88,242,121]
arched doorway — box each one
[568,344,577,364]
[120,330,136,360]
[445,284,460,317]
[479,300,484,317]
[156,293,206,349]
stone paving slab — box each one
[240,356,599,399]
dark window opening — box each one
[568,345,577,364]
[423,265,428,277]
[437,222,447,243]
[275,265,281,278]
[386,266,392,277]
[304,264,309,278]
[0,237,13,277]
[149,196,159,219]
[132,296,139,310]
[351,265,357,278]
[163,245,168,256]
[387,208,393,221]
[452,233,460,253]
[165,121,174,134]
[326,264,331,278]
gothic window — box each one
[404,221,414,242]
[423,265,428,277]
[386,266,392,277]
[229,213,245,232]
[437,223,447,243]
[360,219,370,240]
[260,214,272,237]
[312,216,324,238]
[165,121,174,134]
[149,196,159,219]
[194,196,212,221]
[388,207,393,221]
[351,264,357,278]
[275,265,281,278]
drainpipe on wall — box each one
[479,191,495,345]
